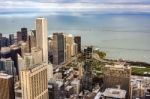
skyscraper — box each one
[21,28,28,42]
[10,45,22,75]
[0,46,22,76]
[0,37,9,47]
[21,63,48,99]
[52,33,65,65]
[9,34,15,45]
[82,46,93,91]
[0,58,14,75]
[36,17,48,63]
[0,73,15,99]
[0,33,2,39]
[74,36,81,53]
[17,31,22,43]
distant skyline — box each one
[0,0,150,15]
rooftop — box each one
[0,73,13,79]
[103,88,126,98]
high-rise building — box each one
[0,33,2,49]
[0,58,14,75]
[0,37,9,47]
[21,63,48,99]
[64,34,77,62]
[36,17,48,63]
[48,80,65,99]
[21,28,28,42]
[65,43,71,61]
[9,34,15,45]
[17,31,22,43]
[0,73,15,99]
[102,65,131,99]
[52,33,65,65]
[82,46,93,91]
[10,45,22,75]
[0,33,2,39]
[65,34,75,57]
[74,36,81,53]
[0,46,21,76]
[31,30,36,37]
[48,38,53,63]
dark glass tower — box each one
[74,36,81,53]
[21,28,28,42]
[9,34,15,45]
[53,33,65,65]
[82,46,93,91]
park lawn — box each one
[132,67,150,75]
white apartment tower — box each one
[36,17,48,63]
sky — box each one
[0,0,150,14]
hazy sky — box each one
[0,0,150,14]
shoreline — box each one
[104,58,150,67]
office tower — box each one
[17,31,22,43]
[48,38,53,63]
[10,45,22,75]
[66,43,71,61]
[71,43,78,56]
[82,46,93,91]
[21,63,48,99]
[9,34,15,45]
[52,33,65,65]
[48,80,65,99]
[65,34,75,61]
[27,35,32,52]
[103,88,126,99]
[0,33,2,49]
[36,17,48,63]
[27,31,36,52]
[21,28,28,42]
[65,34,75,57]
[0,73,15,99]
[0,37,9,47]
[103,65,131,99]
[0,58,14,75]
[74,36,81,53]
[0,33,2,39]
[0,46,21,76]
[31,29,36,37]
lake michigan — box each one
[0,13,150,63]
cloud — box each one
[0,0,150,14]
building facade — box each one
[21,63,48,99]
[0,73,15,99]
[103,65,131,99]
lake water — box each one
[0,13,150,63]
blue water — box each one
[0,13,150,63]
